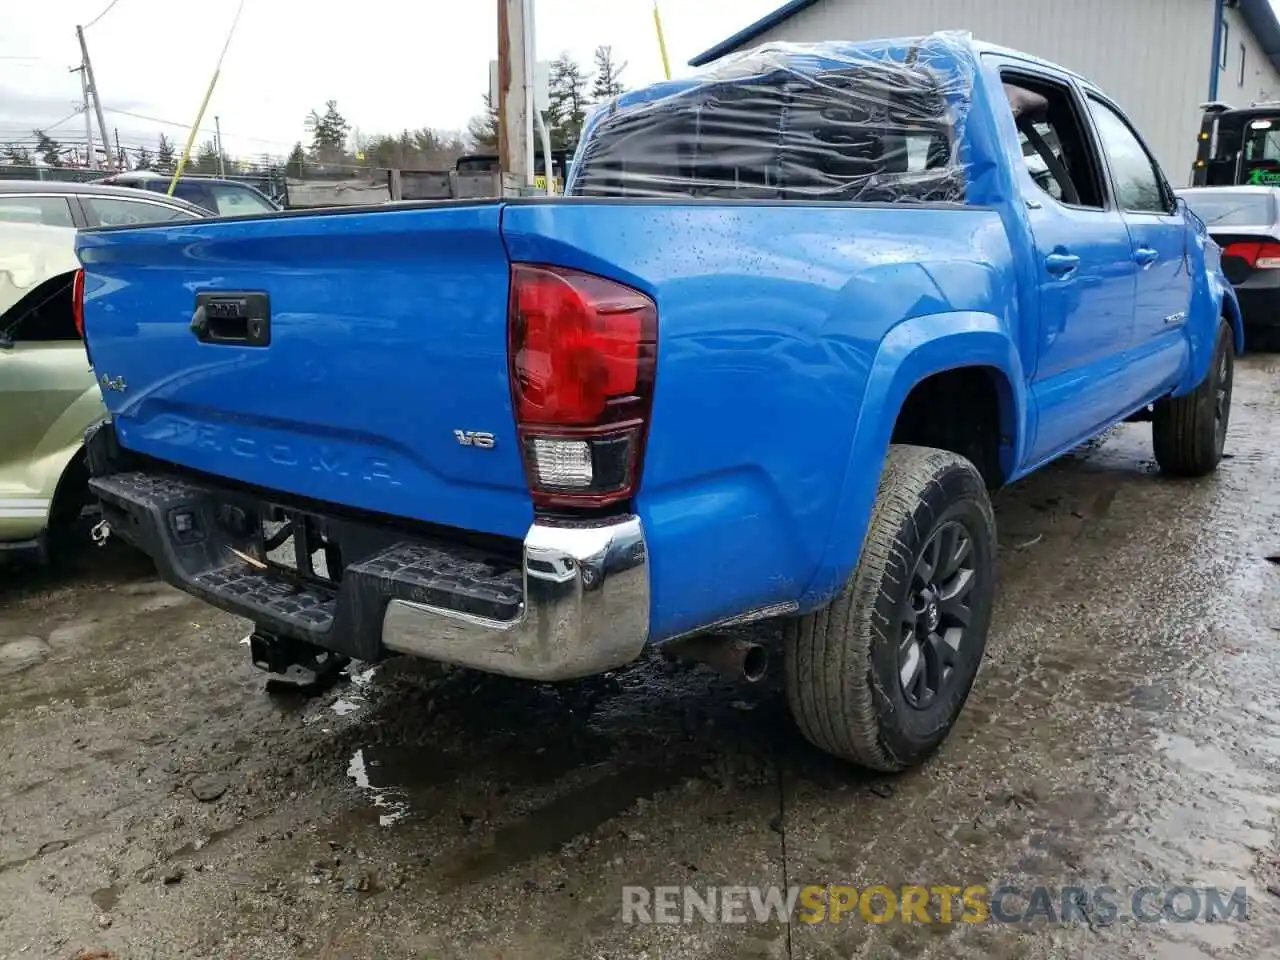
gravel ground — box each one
[2,355,1280,960]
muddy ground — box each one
[3,357,1280,960]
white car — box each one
[0,187,207,562]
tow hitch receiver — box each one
[248,629,348,690]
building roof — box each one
[689,0,821,67]
[1240,0,1280,73]
[688,0,1280,71]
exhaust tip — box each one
[741,643,769,683]
[664,634,770,684]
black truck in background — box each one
[1192,100,1280,186]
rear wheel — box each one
[1152,320,1233,477]
[783,445,996,771]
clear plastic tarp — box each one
[569,31,976,204]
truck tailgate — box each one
[76,204,532,539]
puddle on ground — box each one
[90,884,121,912]
[347,748,411,827]
[438,757,701,887]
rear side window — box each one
[173,182,216,211]
[0,196,75,227]
[571,60,965,203]
[1180,191,1274,226]
[82,197,197,226]
[1000,73,1106,210]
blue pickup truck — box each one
[73,33,1240,772]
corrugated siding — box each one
[733,0,1279,185]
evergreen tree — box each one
[194,139,220,174]
[156,133,176,171]
[306,100,350,162]
[591,45,628,101]
[2,143,32,165]
[32,129,62,167]
[467,95,499,150]
[546,53,590,150]
[286,142,306,177]
[134,145,154,170]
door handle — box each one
[191,292,271,347]
[1045,252,1080,277]
[1134,246,1159,267]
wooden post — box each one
[497,0,530,194]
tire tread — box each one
[784,444,994,771]
[1153,321,1231,477]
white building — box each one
[689,0,1280,184]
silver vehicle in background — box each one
[1177,185,1280,337]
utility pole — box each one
[114,127,124,170]
[496,0,532,193]
[214,115,226,175]
[76,25,114,171]
[71,64,96,170]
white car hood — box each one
[0,221,79,319]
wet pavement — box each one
[3,356,1280,960]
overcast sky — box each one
[0,0,780,160]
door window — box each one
[0,196,75,227]
[80,197,198,226]
[172,182,217,212]
[1086,97,1170,214]
[1000,74,1106,210]
[205,183,276,216]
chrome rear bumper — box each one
[381,516,649,681]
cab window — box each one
[1085,97,1171,214]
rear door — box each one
[1083,93,1192,361]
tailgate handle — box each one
[192,292,271,346]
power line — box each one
[83,0,122,29]
[101,106,298,149]
[45,108,85,132]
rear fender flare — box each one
[800,312,1025,610]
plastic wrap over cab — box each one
[568,31,977,204]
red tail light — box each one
[72,268,85,337]
[1222,240,1280,268]
[508,263,657,509]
